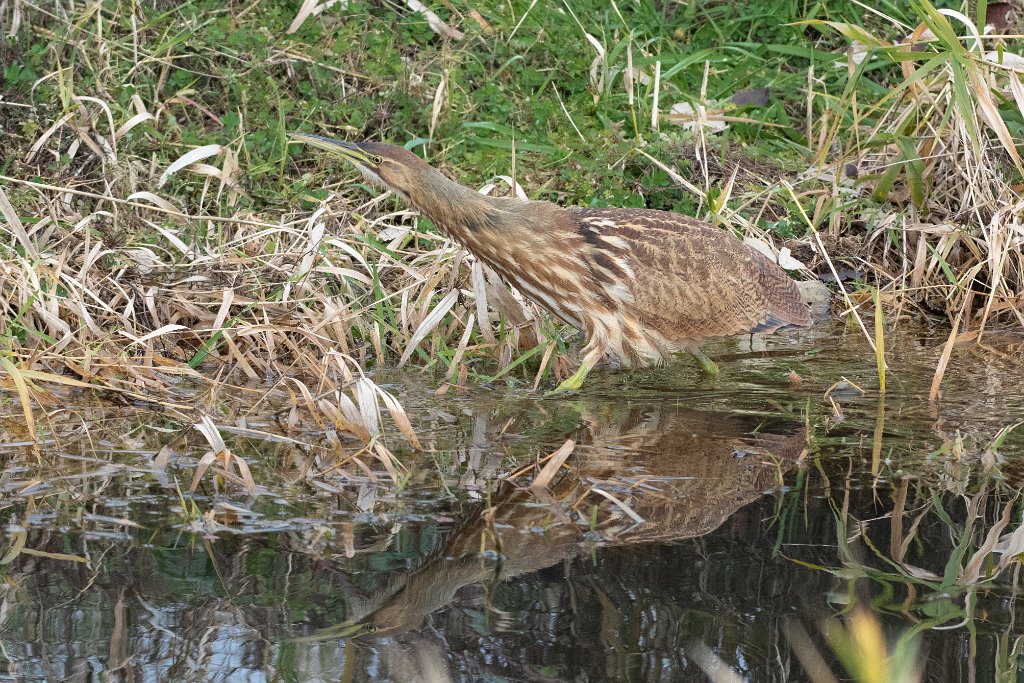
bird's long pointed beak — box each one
[288,132,371,165]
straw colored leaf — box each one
[972,78,1024,174]
[194,415,228,453]
[429,71,448,140]
[20,548,90,563]
[355,378,381,440]
[17,369,110,390]
[471,261,496,344]
[373,385,422,449]
[532,439,575,490]
[373,442,403,482]
[0,357,36,443]
[231,453,258,496]
[122,324,189,347]
[0,528,26,564]
[962,500,1014,583]
[331,391,371,440]
[873,287,886,393]
[25,112,73,162]
[114,111,155,140]
[189,450,219,493]
[158,144,223,188]
[667,101,727,133]
[929,309,962,401]
[126,191,181,214]
[0,185,38,259]
[405,0,463,40]
[74,96,118,156]
[399,289,458,367]
[995,507,1024,573]
[743,237,807,270]
[288,0,326,34]
[588,486,645,524]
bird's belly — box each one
[452,234,683,366]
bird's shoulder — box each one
[567,206,723,239]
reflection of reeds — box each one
[781,435,1024,679]
[834,477,1024,597]
[0,367,426,570]
[718,424,1024,681]
[0,357,419,492]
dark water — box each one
[2,322,1024,681]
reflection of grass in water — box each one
[796,607,922,683]
[0,369,430,570]
[769,422,1024,680]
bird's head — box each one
[289,133,428,202]
[291,132,526,235]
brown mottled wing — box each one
[568,207,811,341]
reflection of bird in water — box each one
[578,403,805,542]
[292,134,811,391]
[305,402,805,644]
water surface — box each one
[2,322,1024,681]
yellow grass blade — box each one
[873,287,886,393]
[531,439,575,490]
[0,356,37,443]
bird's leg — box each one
[552,364,591,393]
[550,344,605,394]
[690,348,720,375]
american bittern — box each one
[292,134,812,391]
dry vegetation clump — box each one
[0,0,560,423]
[0,165,554,483]
[0,178,544,382]
[0,18,560,495]
[796,9,1024,331]
[28,190,546,339]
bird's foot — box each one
[691,349,720,375]
[547,364,590,395]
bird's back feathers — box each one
[567,206,811,344]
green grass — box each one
[0,0,926,213]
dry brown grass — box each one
[0,158,561,482]
[0,17,563,491]
[798,10,1024,333]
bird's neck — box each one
[402,166,525,238]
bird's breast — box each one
[449,229,600,329]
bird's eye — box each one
[370,155,384,165]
